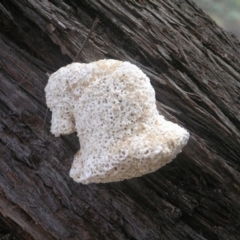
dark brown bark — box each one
[0,0,240,239]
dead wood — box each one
[0,0,240,239]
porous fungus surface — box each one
[45,59,189,184]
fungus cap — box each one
[45,59,189,184]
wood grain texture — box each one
[0,0,240,239]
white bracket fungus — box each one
[45,59,189,184]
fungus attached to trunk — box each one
[45,59,189,184]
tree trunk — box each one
[0,0,240,239]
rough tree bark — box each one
[0,0,240,239]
